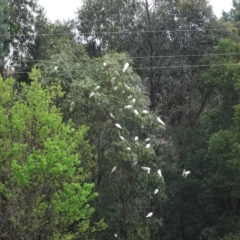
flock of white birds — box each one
[68,62,191,238]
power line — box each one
[2,53,239,64]
[6,63,240,75]
[0,27,234,38]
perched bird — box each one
[120,136,125,141]
[145,138,151,142]
[123,62,129,72]
[146,212,153,218]
[110,113,115,119]
[126,147,131,151]
[134,136,139,141]
[157,117,165,125]
[124,105,133,109]
[114,234,118,238]
[141,166,151,174]
[133,161,138,166]
[114,86,118,91]
[157,169,162,177]
[103,62,107,66]
[115,123,122,130]
[89,92,95,98]
[142,110,149,114]
[94,86,100,91]
[69,107,73,112]
[132,98,136,104]
[54,66,58,70]
[182,169,191,178]
[154,189,159,195]
[146,143,151,148]
[70,102,75,108]
[111,166,117,173]
[134,109,139,115]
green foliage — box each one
[0,69,104,239]
[223,0,240,30]
[60,52,166,239]
[76,0,143,56]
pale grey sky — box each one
[38,0,233,22]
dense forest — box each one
[1,0,240,239]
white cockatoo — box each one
[141,166,151,174]
[123,62,129,72]
[146,212,153,218]
[182,169,191,178]
[115,123,122,130]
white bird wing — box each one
[157,117,165,125]
[154,189,159,195]
[120,136,125,141]
[115,123,122,129]
[89,92,95,98]
[110,113,115,119]
[124,105,133,109]
[94,86,100,91]
[145,138,151,142]
[146,144,151,148]
[141,166,150,173]
[157,169,162,177]
[134,109,139,115]
[146,212,153,218]
[123,62,129,72]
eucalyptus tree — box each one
[61,52,167,239]
[76,0,143,56]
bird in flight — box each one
[146,212,153,218]
[182,169,191,178]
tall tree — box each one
[0,69,105,239]
[5,0,50,82]
[223,0,240,29]
[58,52,166,239]
[0,0,8,77]
[76,0,143,56]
